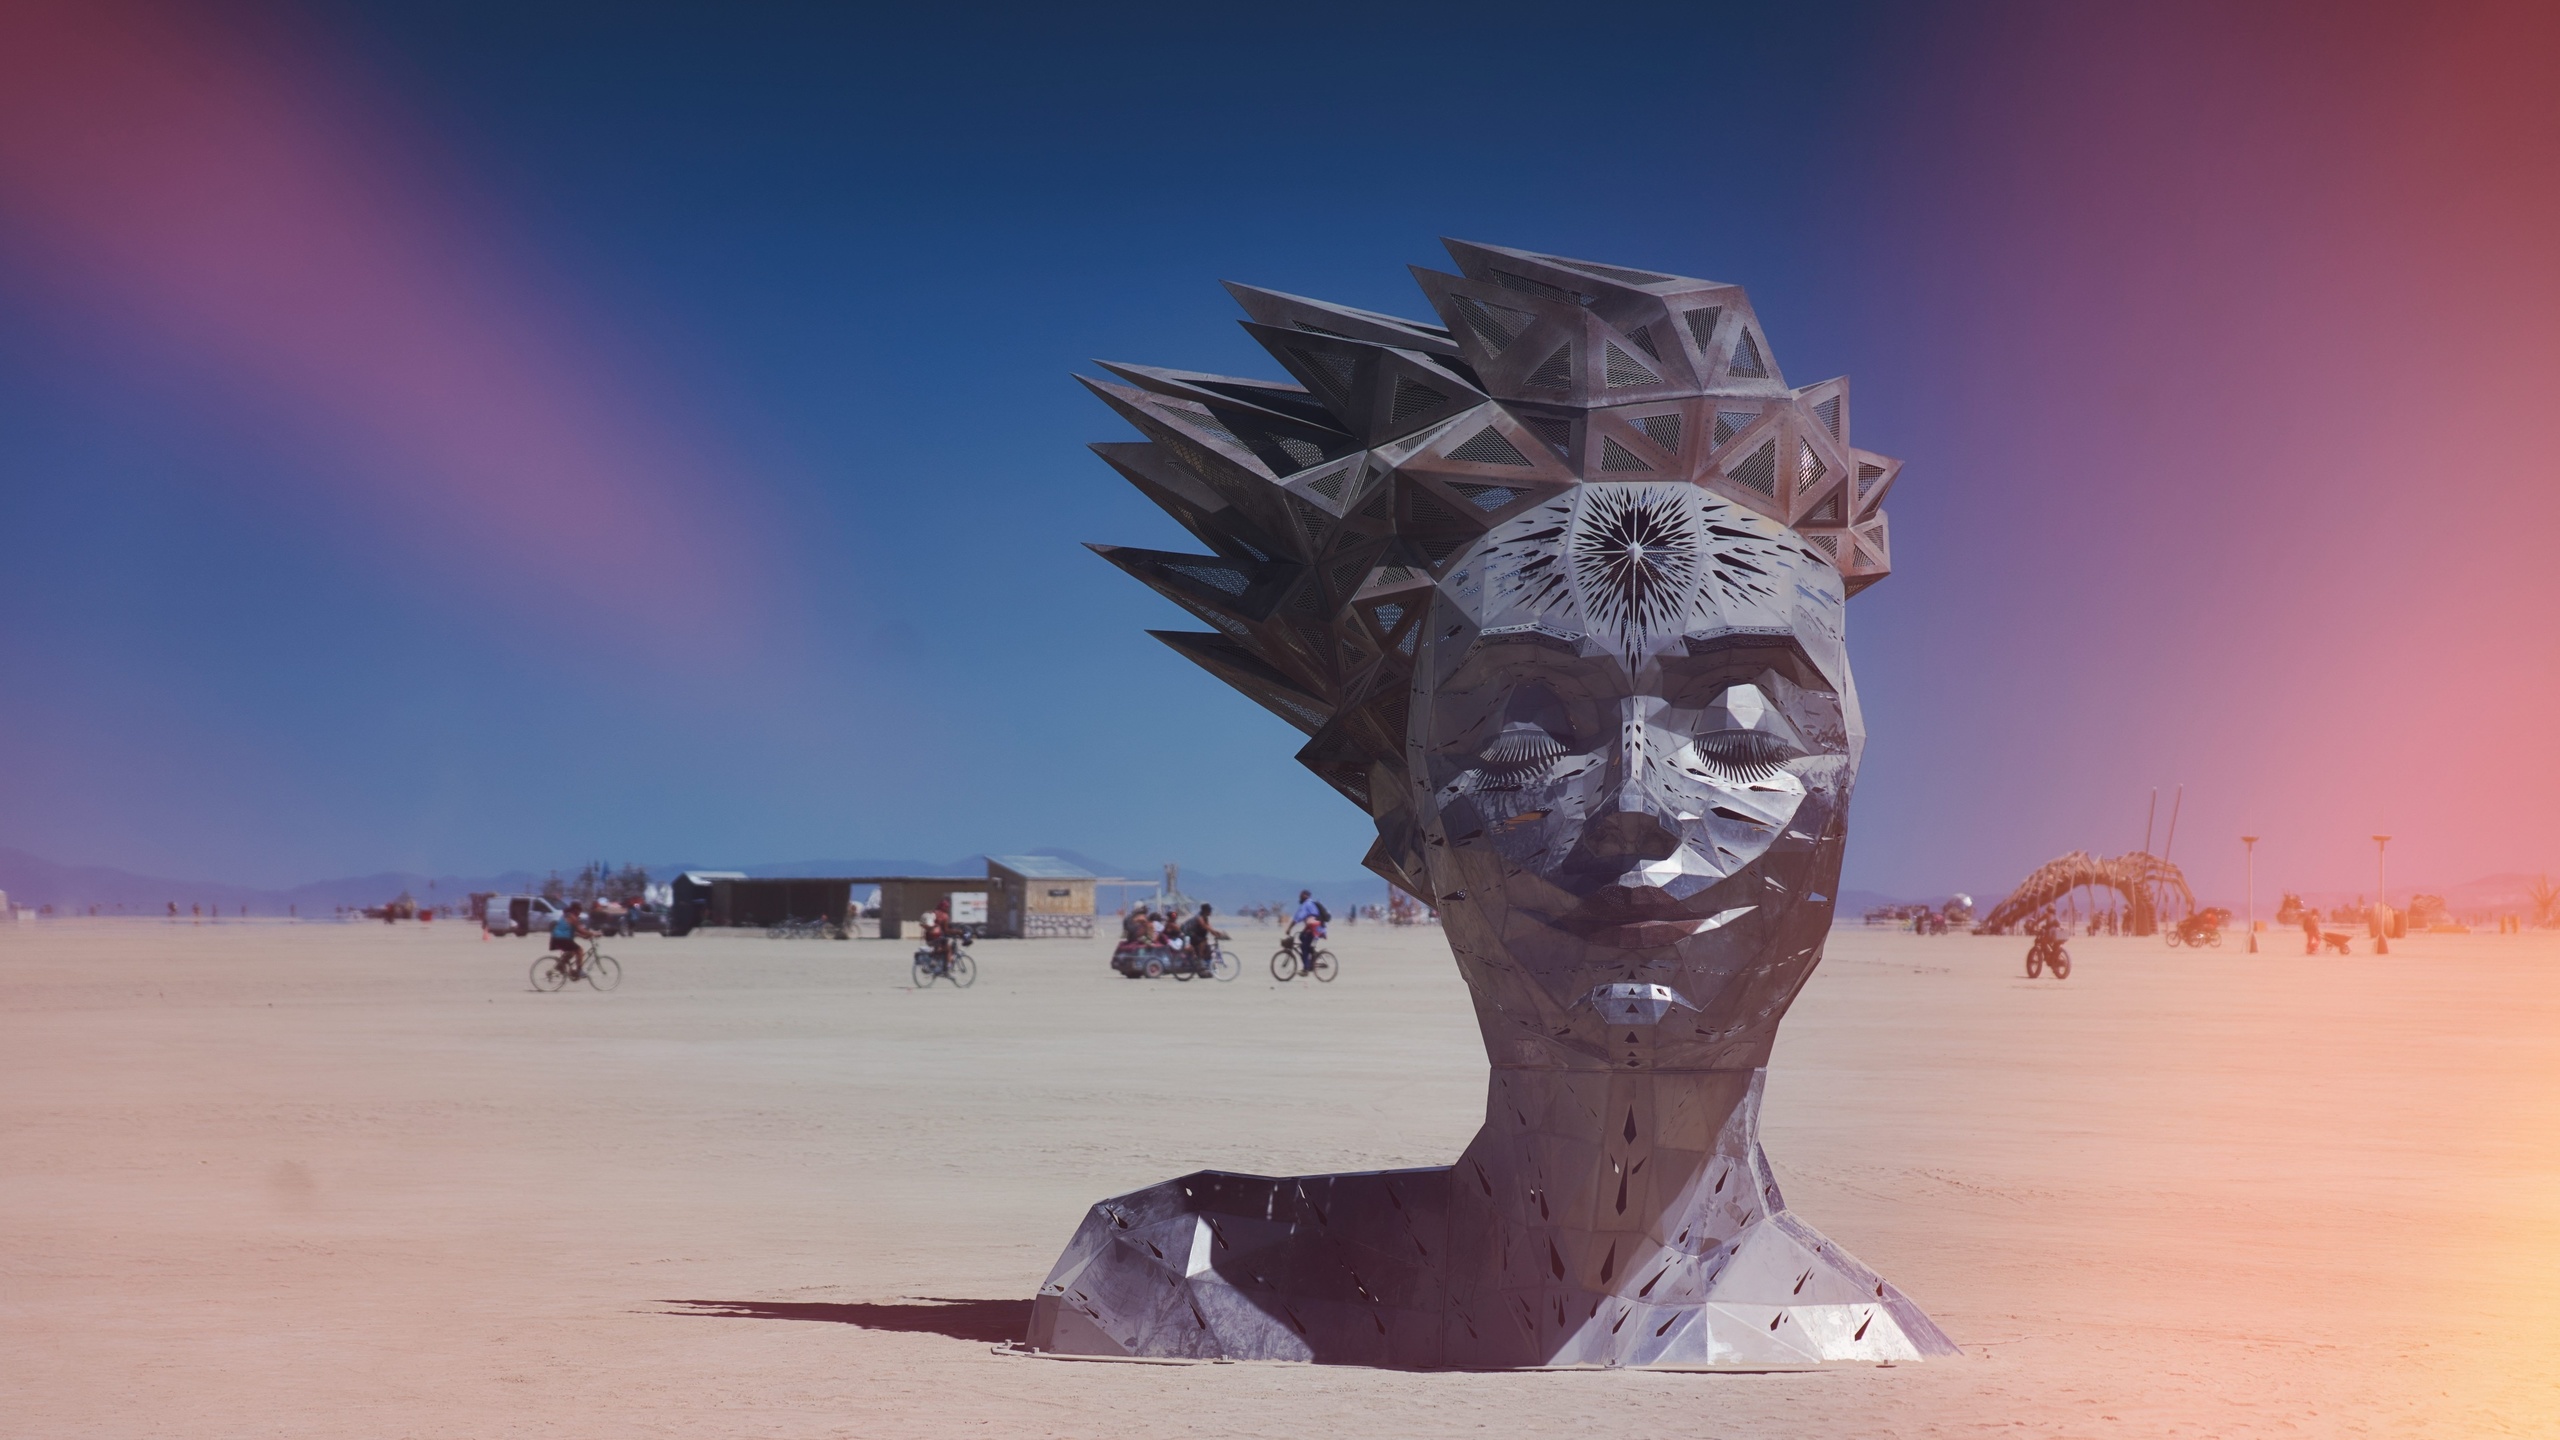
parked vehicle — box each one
[1111,940,1238,981]
[483,895,566,938]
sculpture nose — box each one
[1579,810,1680,867]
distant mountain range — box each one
[7,843,2538,921]
[0,844,1387,916]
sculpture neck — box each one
[1459,1064,1780,1242]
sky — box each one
[0,0,2553,904]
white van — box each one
[484,895,567,937]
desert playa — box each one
[4,919,2555,1437]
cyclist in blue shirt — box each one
[549,903,591,967]
[1289,890,1326,974]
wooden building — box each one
[986,856,1098,939]
[664,857,1102,941]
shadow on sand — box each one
[662,1297,1032,1344]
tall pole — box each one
[2372,834,2392,956]
[2242,835,2259,954]
[2143,788,2158,856]
[2161,783,2184,863]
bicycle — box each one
[1270,939,1338,983]
[1171,943,1240,982]
[532,937,622,992]
[2025,934,2071,980]
[913,929,977,988]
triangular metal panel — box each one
[1099,362,1359,477]
[1091,442,1288,567]
[1222,281,1462,359]
[1601,341,1663,391]
[1392,470,1495,574]
[1084,376,1314,562]
[1795,377,1847,444]
[1848,448,1900,518]
[1089,543,1293,630]
[1148,631,1337,735]
[1365,349,1489,444]
[1726,327,1776,384]
[1410,269,1606,406]
[1093,361,1346,438]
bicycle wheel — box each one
[949,954,976,988]
[1210,948,1240,982]
[2026,953,2042,978]
[2206,929,2223,948]
[1270,948,1298,982]
[1311,950,1338,983]
[586,954,621,991]
[2051,949,2072,980]
[531,955,567,991]
[912,955,937,988]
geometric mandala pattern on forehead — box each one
[1081,238,1904,901]
[1569,483,1700,650]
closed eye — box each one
[1692,728,1799,782]
[1476,722,1568,789]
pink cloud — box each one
[0,0,773,643]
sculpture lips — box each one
[1553,887,1735,948]
[1573,919,1701,949]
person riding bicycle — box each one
[921,898,966,968]
[1180,904,1228,974]
[1289,890,1327,974]
[2027,908,2063,960]
[549,903,593,975]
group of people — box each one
[1120,901,1230,966]
[1122,889,1330,973]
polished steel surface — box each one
[1031,242,1951,1368]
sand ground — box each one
[4,917,2557,1438]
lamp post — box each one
[2241,836,2259,954]
[2372,834,2392,956]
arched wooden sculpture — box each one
[1973,851,2195,936]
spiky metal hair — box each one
[1085,240,1900,900]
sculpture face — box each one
[1414,487,1860,1065]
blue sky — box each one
[2,0,2553,902]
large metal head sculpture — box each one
[1035,242,1952,1370]
[1087,240,1894,1068]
